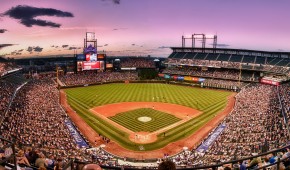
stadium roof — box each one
[171,47,290,58]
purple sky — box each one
[0,0,290,58]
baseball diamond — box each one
[62,83,235,157]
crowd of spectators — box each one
[0,74,26,121]
[201,85,287,164]
[279,83,290,124]
[162,67,256,81]
[59,71,138,86]
[167,84,289,168]
[1,70,290,169]
[268,66,290,76]
[120,58,155,68]
[0,77,124,169]
[0,62,21,76]
[167,59,243,69]
[0,80,16,117]
[203,79,247,89]
[0,79,82,168]
[206,84,288,161]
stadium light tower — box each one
[182,33,217,52]
[84,32,97,49]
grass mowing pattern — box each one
[65,83,233,151]
[109,108,181,132]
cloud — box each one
[158,46,170,49]
[26,46,43,52]
[33,46,43,52]
[10,51,22,55]
[51,45,60,48]
[68,47,77,50]
[3,5,74,27]
[113,28,127,31]
[112,0,120,4]
[104,44,108,46]
[66,46,81,50]
[102,0,120,4]
[0,29,7,33]
[62,45,69,48]
[131,44,135,46]
[0,44,15,49]
[18,49,24,52]
[27,46,33,52]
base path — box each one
[60,90,236,160]
[90,102,202,144]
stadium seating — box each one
[59,71,138,86]
[119,58,155,68]
[1,57,290,170]
[166,51,290,77]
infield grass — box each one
[65,83,233,151]
[109,108,181,132]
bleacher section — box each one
[168,52,177,58]
[216,54,229,61]
[174,52,187,59]
[205,53,218,60]
[255,56,266,64]
[183,52,196,59]
[166,49,290,78]
[242,55,255,63]
[194,53,207,60]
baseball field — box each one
[63,83,234,154]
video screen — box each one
[82,61,104,70]
[85,53,97,61]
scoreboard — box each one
[76,53,106,71]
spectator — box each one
[158,160,176,170]
[16,150,31,167]
[82,164,102,170]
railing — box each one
[0,136,17,170]
[0,81,28,125]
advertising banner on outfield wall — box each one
[192,77,199,82]
[173,75,178,80]
[196,124,226,153]
[164,74,171,79]
[158,74,164,78]
[184,76,192,81]
[177,76,184,81]
[64,119,89,148]
[198,78,205,82]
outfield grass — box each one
[109,108,181,132]
[65,83,233,151]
